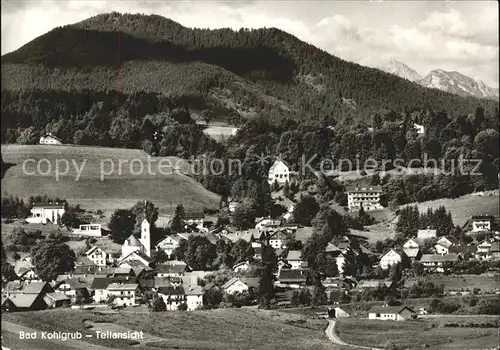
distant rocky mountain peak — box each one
[385,61,499,101]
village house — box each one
[118,250,152,269]
[368,306,414,321]
[379,249,406,270]
[221,277,249,295]
[278,269,308,287]
[328,306,352,318]
[91,276,134,303]
[417,228,437,240]
[233,261,251,273]
[269,230,287,249]
[402,238,424,261]
[184,211,205,228]
[434,236,465,255]
[156,261,190,278]
[286,250,304,270]
[72,224,102,237]
[106,283,140,306]
[13,259,39,281]
[420,254,462,273]
[267,160,290,185]
[156,234,183,258]
[470,215,494,232]
[185,285,204,311]
[413,123,425,136]
[475,240,500,260]
[85,245,114,266]
[43,292,71,308]
[26,202,65,225]
[255,218,282,231]
[55,278,90,301]
[2,293,48,312]
[157,285,187,311]
[357,280,394,290]
[39,133,63,145]
[346,185,383,212]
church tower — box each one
[140,219,151,257]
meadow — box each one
[2,308,336,350]
[335,317,499,349]
[1,144,220,217]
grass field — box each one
[1,145,220,217]
[404,193,499,227]
[413,274,500,293]
[335,318,499,349]
[2,308,335,350]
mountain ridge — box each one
[383,60,499,101]
[2,12,498,130]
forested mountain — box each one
[2,12,498,129]
[1,12,499,205]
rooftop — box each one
[420,254,461,263]
[368,305,414,314]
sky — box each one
[1,1,498,88]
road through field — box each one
[1,321,112,350]
[325,320,382,350]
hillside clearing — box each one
[2,308,335,350]
[1,145,220,217]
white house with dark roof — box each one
[85,245,114,266]
[39,133,63,145]
[185,285,204,311]
[106,283,139,306]
[368,305,414,321]
[420,254,462,272]
[434,236,463,255]
[269,230,287,249]
[26,203,65,224]
[379,249,405,270]
[221,277,249,294]
[470,215,494,232]
[286,250,304,270]
[267,160,290,185]
[13,259,39,281]
[156,234,183,257]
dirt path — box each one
[325,320,383,350]
[1,321,112,350]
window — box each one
[376,313,380,317]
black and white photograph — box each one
[1,0,499,349]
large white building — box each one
[346,185,383,212]
[71,224,102,237]
[39,133,63,145]
[26,203,65,225]
[268,160,290,185]
[379,249,405,270]
[470,216,493,232]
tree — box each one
[293,195,319,226]
[153,249,169,264]
[311,274,328,306]
[30,239,76,281]
[131,200,159,231]
[203,288,223,309]
[177,303,188,311]
[170,204,185,232]
[258,246,276,309]
[283,181,291,199]
[172,238,188,261]
[108,209,135,244]
[232,199,257,229]
[151,296,166,312]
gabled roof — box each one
[106,283,139,291]
[241,277,260,289]
[85,245,104,256]
[97,267,135,277]
[156,263,188,274]
[157,285,185,295]
[420,254,461,263]
[436,236,460,247]
[278,269,308,283]
[41,133,63,142]
[381,249,406,259]
[286,250,302,261]
[368,305,414,314]
[346,185,382,193]
[8,293,44,308]
[269,160,288,173]
[123,234,144,247]
[21,282,53,294]
[120,250,153,264]
[403,247,420,259]
[58,278,88,290]
[357,280,393,289]
[75,256,96,266]
[74,265,101,275]
[185,285,204,296]
[91,277,131,290]
[471,215,494,220]
[153,277,174,288]
[45,292,70,301]
[221,277,246,290]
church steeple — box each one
[140,219,151,257]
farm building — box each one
[26,203,65,225]
[328,306,352,318]
[368,305,414,321]
[221,277,249,295]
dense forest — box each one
[2,12,498,126]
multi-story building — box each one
[346,186,383,212]
[106,283,140,306]
[267,160,290,185]
[26,203,65,225]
